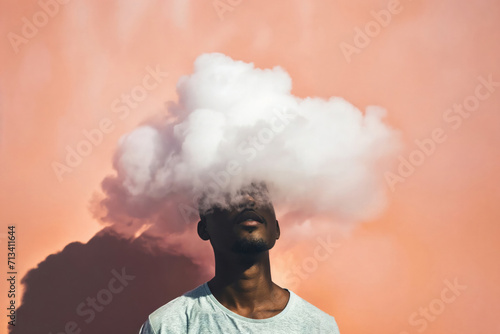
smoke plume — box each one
[95,53,399,234]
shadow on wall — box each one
[11,228,208,334]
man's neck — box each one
[208,251,289,318]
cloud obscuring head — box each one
[95,53,399,233]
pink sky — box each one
[1,0,500,333]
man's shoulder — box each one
[148,283,207,328]
[290,291,339,330]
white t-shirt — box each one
[139,282,340,334]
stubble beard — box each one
[231,236,269,254]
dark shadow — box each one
[10,228,209,334]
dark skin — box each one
[197,188,290,319]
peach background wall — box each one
[1,0,500,333]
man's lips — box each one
[234,209,266,226]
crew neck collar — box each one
[202,282,295,323]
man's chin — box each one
[231,238,270,254]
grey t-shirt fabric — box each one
[139,282,340,334]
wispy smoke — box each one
[94,53,399,234]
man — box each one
[139,183,340,333]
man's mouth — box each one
[234,209,265,226]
